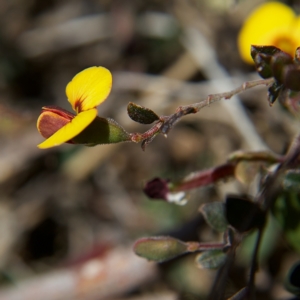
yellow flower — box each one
[37,66,112,149]
[238,2,300,64]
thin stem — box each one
[130,122,162,143]
[187,241,227,252]
[191,77,274,112]
[128,77,274,148]
[172,163,236,192]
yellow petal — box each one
[66,66,112,113]
[238,2,295,64]
[38,108,97,149]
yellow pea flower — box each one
[238,2,300,64]
[37,66,112,149]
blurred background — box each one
[0,0,299,299]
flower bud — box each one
[282,64,300,91]
[251,45,281,78]
[271,51,294,83]
[143,178,187,205]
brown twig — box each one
[162,77,274,134]
[129,77,274,148]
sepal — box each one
[72,116,131,146]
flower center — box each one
[273,36,296,57]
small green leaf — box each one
[72,116,131,145]
[134,236,188,262]
[283,170,300,192]
[127,102,159,124]
[225,195,265,233]
[285,261,300,296]
[196,250,227,269]
[200,202,228,232]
